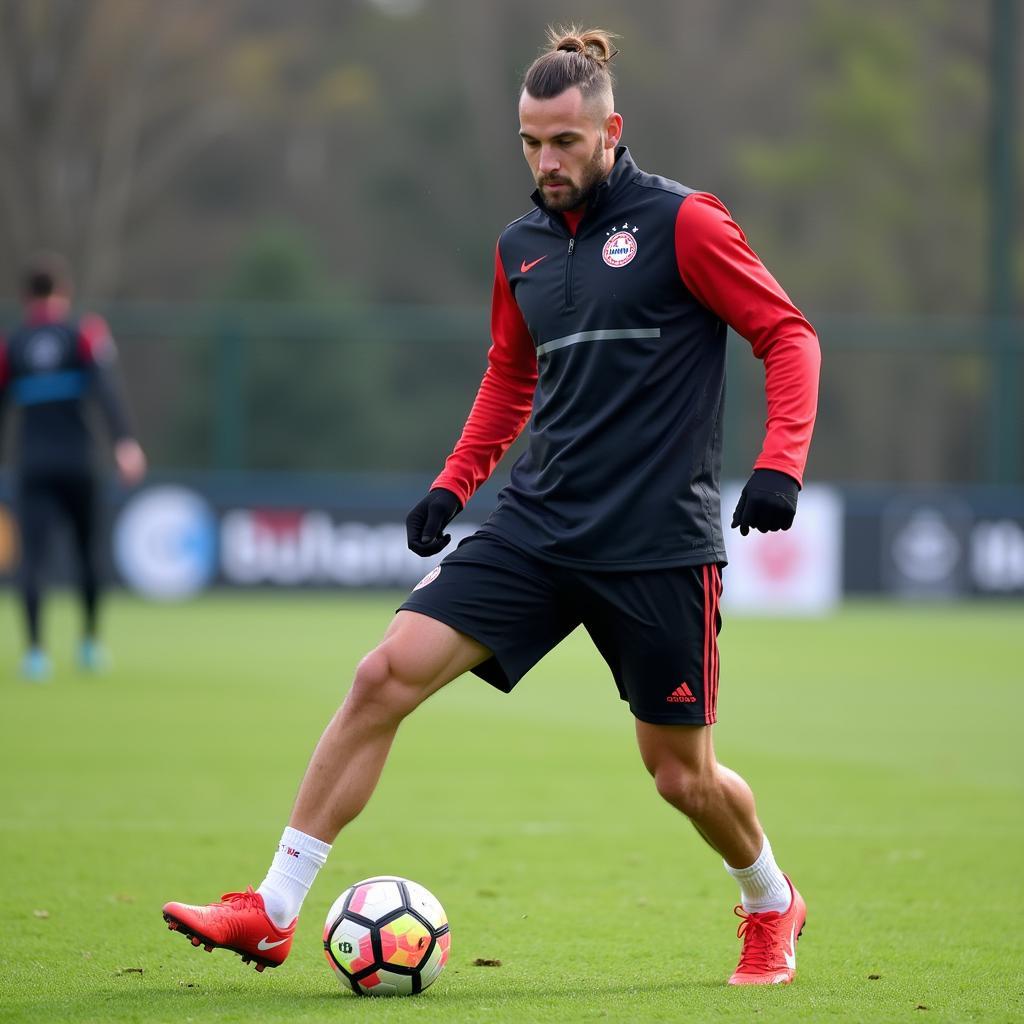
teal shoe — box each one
[20,648,52,683]
[77,639,109,673]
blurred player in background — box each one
[0,254,146,681]
[163,27,820,986]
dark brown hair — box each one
[521,25,618,102]
[21,252,70,299]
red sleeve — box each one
[675,193,820,485]
[77,313,116,365]
[431,242,538,505]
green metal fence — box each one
[2,303,1022,484]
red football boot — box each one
[162,886,295,972]
[727,876,806,985]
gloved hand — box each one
[405,488,463,556]
[731,469,799,536]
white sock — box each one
[725,835,792,914]
[257,826,332,928]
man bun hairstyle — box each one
[522,25,619,101]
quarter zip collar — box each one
[530,146,639,232]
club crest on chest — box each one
[602,223,639,268]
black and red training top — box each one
[434,147,821,569]
[0,297,134,476]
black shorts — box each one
[16,471,98,575]
[399,532,723,725]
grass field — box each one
[1,593,1022,1023]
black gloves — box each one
[731,469,800,536]
[405,488,463,556]
[406,474,797,553]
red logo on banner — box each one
[753,533,802,581]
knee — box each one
[652,762,717,820]
[345,646,420,723]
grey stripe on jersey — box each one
[535,328,662,358]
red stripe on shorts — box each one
[702,565,712,723]
[709,565,722,723]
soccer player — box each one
[163,27,820,986]
[0,254,146,680]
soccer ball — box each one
[323,876,450,996]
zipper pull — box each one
[567,238,575,255]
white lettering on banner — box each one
[970,520,1024,591]
[220,509,477,587]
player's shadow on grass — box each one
[419,978,732,1002]
[138,976,727,1006]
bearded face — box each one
[535,135,609,211]
[519,87,621,214]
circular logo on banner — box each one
[602,231,638,268]
[890,509,961,585]
[114,486,217,600]
[880,496,973,597]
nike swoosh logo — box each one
[520,256,547,273]
[257,936,288,951]
[783,924,797,970]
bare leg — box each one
[289,611,491,842]
[161,612,492,955]
[635,720,763,868]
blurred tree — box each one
[0,0,1013,315]
[733,0,991,314]
[1,0,1018,481]
[222,225,325,305]
[167,221,490,473]
[0,0,242,300]
[170,223,340,470]
[728,0,1015,482]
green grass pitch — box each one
[1,593,1022,1023]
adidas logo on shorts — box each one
[666,682,697,703]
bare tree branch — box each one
[80,9,164,301]
[0,3,34,253]
[131,103,237,212]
